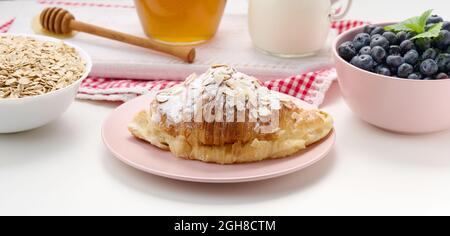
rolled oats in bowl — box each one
[0,33,91,133]
[0,35,86,99]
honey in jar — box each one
[134,0,227,45]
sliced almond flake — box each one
[214,74,224,85]
[279,97,291,102]
[225,80,236,89]
[221,75,232,82]
[202,76,215,86]
[156,94,170,103]
[211,64,227,69]
[170,85,184,95]
[184,73,197,85]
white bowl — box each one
[0,34,92,133]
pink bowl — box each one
[333,23,450,134]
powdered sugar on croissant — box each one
[129,65,333,164]
[152,64,283,134]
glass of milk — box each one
[249,0,352,57]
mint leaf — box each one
[385,9,433,33]
[418,9,433,32]
[403,17,424,33]
[412,22,444,40]
[385,22,414,32]
[384,9,441,40]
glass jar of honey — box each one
[134,0,227,45]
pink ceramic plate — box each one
[102,94,335,183]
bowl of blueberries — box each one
[333,10,450,133]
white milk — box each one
[248,0,352,57]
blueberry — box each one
[353,33,371,51]
[364,25,376,35]
[420,59,439,76]
[386,55,405,68]
[350,55,376,71]
[397,63,414,78]
[389,45,401,55]
[379,69,391,76]
[436,53,450,72]
[406,32,417,39]
[338,41,357,61]
[396,31,408,44]
[404,50,419,65]
[390,66,398,75]
[371,34,381,40]
[382,32,398,45]
[427,15,444,24]
[359,46,372,55]
[448,62,450,72]
[421,48,438,60]
[435,73,449,80]
[423,77,435,80]
[375,65,391,76]
[408,73,421,80]
[373,61,379,68]
[400,40,415,54]
[370,27,385,36]
[443,22,450,31]
[370,46,387,63]
[415,38,431,53]
[435,30,450,50]
[370,35,390,50]
[414,62,421,72]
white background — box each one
[1,0,450,216]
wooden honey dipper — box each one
[39,7,196,63]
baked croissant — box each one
[129,65,333,164]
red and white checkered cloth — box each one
[1,1,368,107]
[0,19,15,33]
[36,0,135,9]
[77,69,337,107]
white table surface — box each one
[1,0,450,216]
